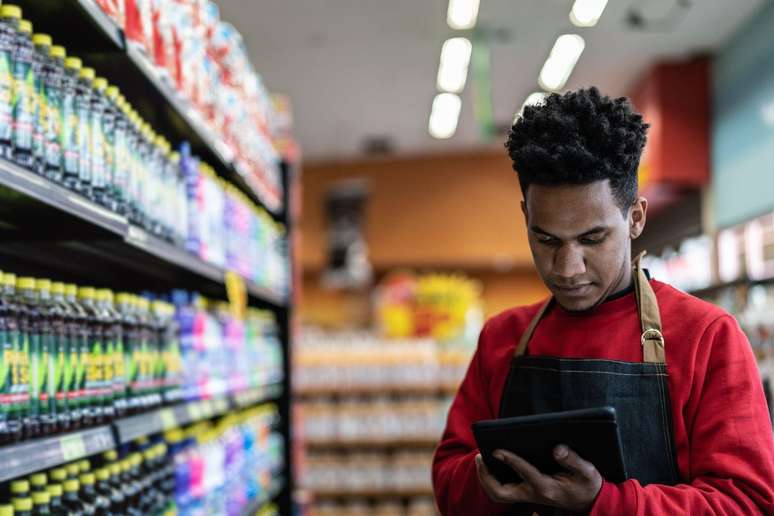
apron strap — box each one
[513,253,666,363]
[633,251,666,363]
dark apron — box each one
[498,255,681,515]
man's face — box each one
[522,180,646,312]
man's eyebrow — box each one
[529,225,609,239]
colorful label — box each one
[85,337,103,402]
[74,333,89,411]
[103,337,114,405]
[0,329,10,419]
[61,91,78,174]
[113,335,125,400]
[44,82,62,169]
[91,105,105,188]
[76,94,91,184]
[53,333,68,414]
[9,330,28,419]
[28,332,40,416]
[12,59,34,152]
[40,332,53,417]
[33,64,45,163]
[0,50,13,142]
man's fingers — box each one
[494,449,548,486]
[553,445,596,478]
[476,454,531,504]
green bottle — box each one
[31,33,51,175]
[63,285,85,428]
[77,287,102,424]
[34,279,57,435]
[0,271,12,443]
[116,294,138,414]
[95,290,118,419]
[0,5,20,160]
[61,57,80,193]
[49,283,70,431]
[15,277,38,438]
[1,273,24,442]
[11,17,35,170]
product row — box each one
[95,0,286,207]
[0,6,288,294]
[0,404,284,516]
[300,398,448,444]
[295,331,470,393]
[0,268,284,443]
[302,451,433,494]
[311,498,438,516]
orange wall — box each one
[300,150,534,271]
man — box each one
[432,87,774,515]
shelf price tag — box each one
[60,435,87,462]
[159,409,176,430]
[225,270,247,320]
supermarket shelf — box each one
[0,426,115,483]
[115,383,285,444]
[688,277,774,298]
[312,487,434,500]
[295,384,458,398]
[240,480,285,516]
[305,437,439,449]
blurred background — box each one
[0,1,772,515]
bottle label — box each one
[77,97,91,183]
[61,93,78,174]
[74,334,89,408]
[29,332,41,416]
[53,333,68,413]
[45,82,62,169]
[40,332,53,415]
[9,330,28,417]
[12,58,34,152]
[91,107,105,188]
[103,337,114,403]
[0,50,13,142]
[33,65,45,162]
[85,338,103,399]
[113,336,125,398]
[0,329,11,418]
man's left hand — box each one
[475,444,603,512]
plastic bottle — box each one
[105,462,126,515]
[61,480,87,516]
[94,290,115,421]
[2,273,26,444]
[78,474,107,516]
[75,67,94,200]
[98,290,125,418]
[12,498,30,516]
[43,45,65,183]
[16,277,39,438]
[11,479,30,506]
[49,283,70,432]
[118,458,140,515]
[102,86,120,214]
[0,271,14,443]
[93,468,115,516]
[90,78,108,207]
[35,279,58,435]
[28,473,47,495]
[111,94,129,217]
[31,491,50,516]
[116,294,139,414]
[134,297,153,410]
[63,284,86,428]
[77,287,102,424]
[61,57,81,192]
[31,33,51,175]
[123,109,140,226]
[0,504,11,516]
[47,467,67,486]
[0,6,20,160]
[65,464,79,481]
[44,484,66,516]
[11,18,35,169]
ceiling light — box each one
[570,0,608,27]
[437,37,473,93]
[447,0,480,30]
[538,34,585,92]
[429,93,462,139]
[515,92,548,121]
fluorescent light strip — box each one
[437,37,473,93]
[447,0,480,30]
[570,0,608,27]
[538,34,585,92]
[429,93,462,139]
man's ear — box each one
[630,197,648,239]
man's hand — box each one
[475,445,603,512]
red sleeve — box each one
[591,316,774,516]
[432,324,511,516]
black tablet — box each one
[472,407,627,485]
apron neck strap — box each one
[512,252,666,363]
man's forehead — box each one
[525,181,624,233]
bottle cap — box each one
[11,479,29,493]
[32,491,50,505]
[103,450,118,462]
[93,77,108,90]
[106,85,119,99]
[50,45,66,59]
[51,282,65,295]
[109,463,121,476]
[49,467,67,482]
[96,288,112,302]
[0,5,22,19]
[79,67,95,81]
[17,277,35,290]
[78,287,96,300]
[13,498,32,512]
[29,473,47,487]
[130,453,142,466]
[77,459,90,473]
[137,297,150,311]
[64,57,82,70]
[35,278,51,291]
[19,19,31,34]
[65,284,78,297]
[46,483,63,497]
[63,479,79,493]
[0,505,11,516]
[65,463,79,477]
[32,33,52,47]
[3,272,15,287]
[96,468,110,481]
[79,473,95,485]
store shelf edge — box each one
[77,0,125,48]
[0,426,115,483]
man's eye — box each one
[580,237,604,246]
[537,236,559,245]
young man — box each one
[432,88,774,515]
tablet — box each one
[472,407,627,485]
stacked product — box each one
[0,4,288,296]
[312,498,437,516]
[0,405,283,516]
[96,0,284,210]
[0,269,284,444]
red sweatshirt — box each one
[433,279,774,515]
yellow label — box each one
[225,270,247,320]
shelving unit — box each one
[313,487,434,500]
[294,384,458,399]
[305,437,439,450]
[0,2,297,514]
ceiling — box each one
[218,0,763,163]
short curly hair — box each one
[506,87,649,213]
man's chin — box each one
[553,292,602,313]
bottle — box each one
[137,124,153,232]
[122,108,140,225]
[77,287,103,424]
[63,284,86,428]
[118,458,139,515]
[49,283,70,432]
[61,480,86,516]
[115,294,138,414]
[128,453,150,512]
[75,67,94,200]
[0,6,20,160]
[11,479,30,505]
[28,473,47,494]
[43,45,65,183]
[15,277,39,438]
[12,498,31,516]
[78,474,107,516]
[98,291,125,418]
[0,271,11,443]
[61,57,81,192]
[45,484,66,516]
[11,18,35,169]
[112,94,129,217]
[102,86,121,214]
[35,279,58,435]
[77,459,90,476]
[93,290,115,421]
[31,33,51,175]
[2,273,25,443]
[93,468,114,516]
[31,491,50,516]
[0,504,12,516]
[89,78,108,207]
[65,463,79,481]
[135,297,155,409]
[105,462,126,515]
